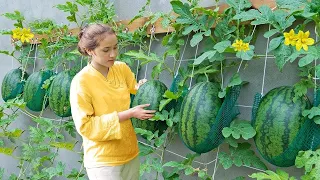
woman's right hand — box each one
[131,104,156,120]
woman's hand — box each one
[135,79,147,90]
[131,104,156,120]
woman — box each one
[70,23,155,180]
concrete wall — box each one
[0,0,316,179]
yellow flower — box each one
[232,39,250,52]
[20,28,34,43]
[242,42,250,52]
[295,30,315,51]
[12,28,22,40]
[283,29,297,46]
[232,39,244,52]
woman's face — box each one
[88,33,118,68]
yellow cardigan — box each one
[70,61,139,167]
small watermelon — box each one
[1,68,28,102]
[49,71,73,117]
[131,80,168,134]
[23,70,53,111]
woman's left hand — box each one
[135,79,147,90]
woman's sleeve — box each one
[70,79,122,141]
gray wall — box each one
[0,0,316,179]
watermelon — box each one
[49,71,73,117]
[1,68,28,102]
[179,82,222,153]
[23,70,53,111]
[131,80,168,134]
[254,86,311,167]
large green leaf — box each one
[251,6,274,25]
[214,40,231,53]
[222,120,256,140]
[190,32,203,47]
[170,1,195,24]
[233,9,261,21]
[194,50,216,65]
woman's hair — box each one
[77,23,115,56]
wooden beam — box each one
[15,0,276,44]
[250,0,276,9]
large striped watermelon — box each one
[131,80,168,134]
[49,71,73,117]
[23,70,53,111]
[1,68,28,102]
[254,86,311,167]
[179,82,222,153]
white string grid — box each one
[10,25,300,178]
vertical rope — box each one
[33,45,38,73]
[188,43,199,90]
[136,45,142,80]
[175,34,190,77]
[11,45,14,69]
[212,146,220,180]
[261,25,271,96]
[143,25,155,79]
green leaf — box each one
[218,152,233,169]
[251,5,274,25]
[159,99,172,111]
[226,0,252,13]
[293,79,313,103]
[170,1,195,24]
[135,128,154,141]
[163,161,184,169]
[198,170,207,178]
[229,143,267,170]
[182,24,199,35]
[274,43,292,71]
[222,120,256,140]
[316,65,320,78]
[224,137,238,148]
[125,50,160,65]
[163,90,180,99]
[9,174,18,180]
[49,142,75,151]
[0,51,11,56]
[2,11,24,28]
[268,36,284,52]
[0,147,15,156]
[138,142,154,156]
[184,166,194,175]
[0,129,23,138]
[0,168,4,179]
[298,54,317,67]
[236,46,255,60]
[249,169,296,180]
[194,50,216,65]
[154,133,167,147]
[151,63,162,79]
[287,50,302,63]
[233,177,246,180]
[214,40,231,53]
[190,33,203,47]
[274,10,295,30]
[219,89,226,98]
[228,73,242,87]
[264,29,279,38]
[233,9,261,21]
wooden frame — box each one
[19,0,275,44]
